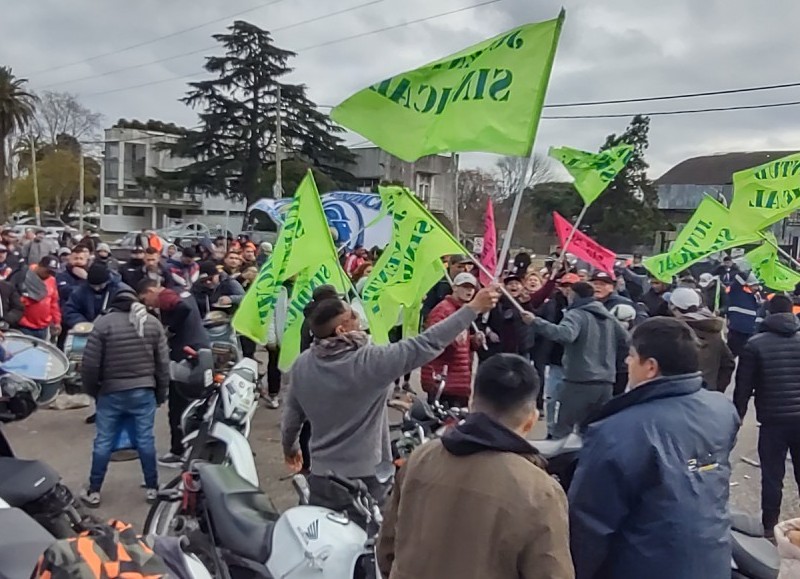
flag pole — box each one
[758,232,800,271]
[495,151,538,279]
[443,269,488,350]
[557,203,589,261]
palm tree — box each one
[0,67,37,219]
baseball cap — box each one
[131,245,145,253]
[745,273,761,287]
[260,241,273,253]
[503,274,522,284]
[669,287,701,311]
[452,272,479,288]
[198,261,219,279]
[590,271,616,284]
[448,254,473,266]
[96,242,110,253]
[182,246,197,259]
[698,273,714,288]
[559,273,581,285]
[39,255,59,272]
[57,247,71,256]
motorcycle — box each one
[203,310,243,372]
[146,463,382,579]
[536,434,780,579]
[62,321,94,394]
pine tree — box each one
[583,115,666,250]
[157,20,353,204]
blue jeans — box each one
[544,365,564,438]
[90,388,158,492]
[19,327,48,340]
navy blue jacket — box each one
[62,273,132,328]
[568,373,740,579]
[56,267,86,308]
[727,280,761,334]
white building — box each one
[99,125,247,234]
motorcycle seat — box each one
[731,510,767,538]
[532,432,584,460]
[0,508,55,579]
[0,457,59,507]
[197,463,279,563]
[731,530,779,579]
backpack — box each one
[30,520,170,578]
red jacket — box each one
[20,274,61,330]
[421,296,475,399]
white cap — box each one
[453,272,479,288]
[260,241,273,253]
[698,273,714,288]
[669,287,701,311]
[610,303,637,323]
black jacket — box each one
[0,279,23,327]
[422,278,452,319]
[157,288,210,362]
[641,288,670,318]
[735,312,800,423]
[535,290,568,367]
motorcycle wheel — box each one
[143,474,183,536]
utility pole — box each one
[29,135,41,227]
[78,144,85,233]
[453,153,461,241]
[274,84,283,199]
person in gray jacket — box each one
[79,289,170,508]
[282,284,500,516]
[523,281,629,439]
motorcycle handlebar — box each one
[326,472,367,496]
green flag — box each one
[548,143,634,205]
[331,12,564,162]
[743,242,800,292]
[729,151,800,234]
[362,186,465,343]
[643,199,761,282]
[232,171,346,343]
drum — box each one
[1,333,69,404]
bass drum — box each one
[1,333,69,404]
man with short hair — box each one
[18,256,61,340]
[168,246,199,288]
[281,285,500,512]
[727,273,763,357]
[56,244,90,309]
[640,276,671,318]
[378,354,574,579]
[713,255,739,287]
[191,260,245,317]
[569,317,739,579]
[0,228,22,270]
[523,281,629,439]
[735,294,800,537]
[422,254,473,317]
[120,246,147,288]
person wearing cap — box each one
[591,271,636,312]
[63,263,132,329]
[697,272,726,314]
[422,254,474,318]
[479,273,534,362]
[522,281,629,439]
[167,246,200,288]
[120,245,147,288]
[57,246,71,272]
[18,256,62,340]
[713,255,739,287]
[641,275,671,318]
[726,271,763,358]
[191,260,245,318]
[668,287,734,393]
[93,243,119,272]
[420,272,487,407]
[21,227,56,266]
[258,241,273,267]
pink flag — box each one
[480,199,497,286]
[553,212,617,274]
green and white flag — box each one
[362,186,465,343]
[729,151,800,234]
[548,143,633,205]
[331,12,565,162]
[743,242,800,292]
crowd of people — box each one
[279,244,800,578]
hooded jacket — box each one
[569,373,739,579]
[81,291,170,401]
[640,287,670,318]
[157,288,210,362]
[530,297,629,384]
[190,273,245,318]
[735,312,800,423]
[62,272,132,328]
[377,413,574,579]
[0,279,23,327]
[19,269,60,330]
[677,311,735,392]
[420,296,476,397]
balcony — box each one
[104,185,202,206]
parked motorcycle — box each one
[536,434,780,579]
[203,310,242,372]
[62,321,94,394]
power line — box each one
[540,99,800,119]
[30,0,291,76]
[544,80,800,109]
[37,0,388,90]
[82,0,503,98]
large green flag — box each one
[743,242,800,292]
[548,143,633,205]
[729,151,800,234]
[643,198,761,282]
[362,186,465,343]
[331,12,564,162]
[232,171,346,343]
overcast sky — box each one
[3,0,800,178]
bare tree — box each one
[495,154,554,199]
[457,168,500,214]
[34,91,102,144]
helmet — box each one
[219,358,258,426]
[610,303,637,329]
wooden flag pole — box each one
[495,152,538,279]
[557,203,589,262]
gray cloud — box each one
[2,0,799,178]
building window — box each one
[230,211,246,217]
[103,205,119,215]
[186,209,204,216]
[122,206,145,217]
[105,183,118,199]
[207,210,226,216]
[416,173,433,202]
[124,142,147,181]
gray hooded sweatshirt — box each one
[282,306,477,479]
[531,297,629,384]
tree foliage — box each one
[495,154,553,200]
[581,115,666,250]
[526,181,582,231]
[156,20,353,205]
[0,67,38,219]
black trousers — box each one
[266,346,282,397]
[240,336,256,359]
[168,384,190,455]
[388,326,411,386]
[727,329,752,358]
[300,421,312,472]
[758,423,800,532]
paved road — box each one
[4,380,799,533]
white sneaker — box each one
[158,452,183,468]
[80,487,101,508]
[265,396,280,409]
[145,488,158,504]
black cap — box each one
[39,256,58,271]
[182,246,197,259]
[590,271,616,284]
[198,261,219,279]
[131,245,145,253]
[87,263,110,285]
[448,254,473,266]
[503,274,522,284]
